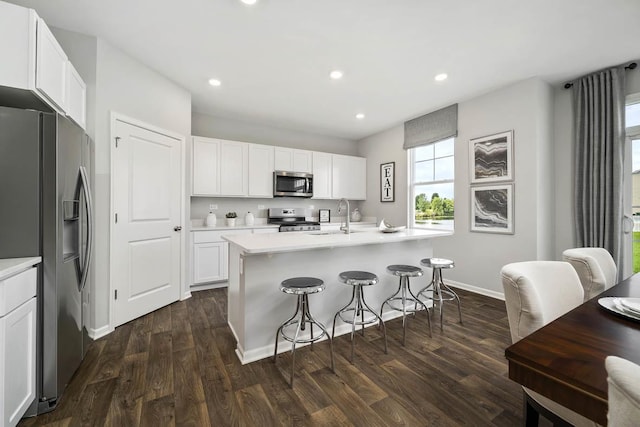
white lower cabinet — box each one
[192,228,256,286]
[0,266,37,427]
[193,242,227,283]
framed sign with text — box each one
[380,162,395,202]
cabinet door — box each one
[248,144,274,197]
[193,242,227,283]
[349,156,367,200]
[1,298,36,427]
[220,140,248,196]
[274,147,293,171]
[192,137,220,196]
[312,152,332,199]
[65,61,86,130]
[274,148,312,173]
[0,3,35,91]
[332,154,366,200]
[35,17,68,111]
[293,150,312,173]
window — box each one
[409,137,454,230]
[627,97,640,273]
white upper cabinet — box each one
[312,152,332,199]
[192,137,249,197]
[248,143,274,197]
[65,61,86,129]
[0,2,37,91]
[192,136,220,196]
[219,139,248,197]
[35,17,68,112]
[192,136,366,200]
[331,154,367,200]
[0,3,85,117]
[274,147,312,173]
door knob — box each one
[174,226,182,232]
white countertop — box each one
[224,227,452,255]
[190,220,376,232]
[0,257,41,280]
[191,224,279,232]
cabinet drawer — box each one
[0,267,37,317]
[193,228,252,243]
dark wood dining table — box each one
[505,273,640,425]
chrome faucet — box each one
[337,198,350,234]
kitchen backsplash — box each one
[191,197,363,223]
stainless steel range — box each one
[268,208,321,232]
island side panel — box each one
[235,238,435,364]
[227,243,244,346]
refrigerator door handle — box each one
[79,166,94,292]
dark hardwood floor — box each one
[20,288,539,426]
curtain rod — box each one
[564,62,637,89]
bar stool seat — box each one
[380,265,431,346]
[273,277,335,388]
[332,271,387,363]
[417,258,462,331]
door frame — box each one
[108,112,188,331]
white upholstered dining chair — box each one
[562,247,617,301]
[501,261,597,426]
[606,356,640,427]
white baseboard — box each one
[444,279,505,301]
[190,281,228,292]
[88,324,112,340]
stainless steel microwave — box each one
[273,171,313,197]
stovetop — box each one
[267,207,320,232]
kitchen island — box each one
[224,227,452,364]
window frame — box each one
[408,137,455,231]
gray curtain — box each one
[573,66,626,280]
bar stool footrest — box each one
[385,297,429,313]
[338,308,382,326]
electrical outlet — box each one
[209,204,218,210]
[258,205,265,210]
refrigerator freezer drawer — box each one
[0,267,37,316]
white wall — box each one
[357,125,407,226]
[53,30,192,333]
[192,112,358,155]
[358,78,555,295]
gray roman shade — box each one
[403,103,458,149]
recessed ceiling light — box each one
[208,78,221,87]
[356,113,365,120]
[240,0,257,5]
[330,70,343,80]
[434,73,448,82]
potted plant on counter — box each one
[225,212,237,227]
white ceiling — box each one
[7,0,640,140]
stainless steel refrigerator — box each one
[0,105,94,414]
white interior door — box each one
[112,119,182,327]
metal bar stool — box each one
[380,265,431,346]
[273,277,335,388]
[332,271,388,363]
[417,258,462,331]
